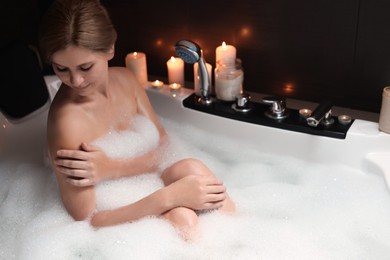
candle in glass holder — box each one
[194,62,212,96]
[166,56,184,85]
[215,41,236,64]
[125,52,148,85]
[215,58,243,101]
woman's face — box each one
[51,45,113,93]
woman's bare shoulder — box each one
[109,67,140,89]
[47,94,92,150]
[110,66,136,81]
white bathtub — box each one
[145,81,390,191]
[2,75,390,259]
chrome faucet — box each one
[263,96,289,120]
[175,40,212,105]
[307,100,334,127]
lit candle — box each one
[338,115,352,125]
[166,56,184,85]
[125,52,148,85]
[215,73,243,101]
[169,83,182,93]
[151,80,164,89]
[193,62,212,96]
[215,41,236,64]
[215,59,243,101]
[299,108,312,118]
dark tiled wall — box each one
[105,0,390,113]
[3,0,390,113]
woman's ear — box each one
[107,44,115,60]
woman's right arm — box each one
[47,110,97,220]
[90,174,226,227]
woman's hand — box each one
[55,142,113,186]
[169,175,227,211]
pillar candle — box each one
[215,41,237,64]
[125,52,148,85]
[193,62,212,96]
[379,86,390,133]
[166,56,185,85]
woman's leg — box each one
[160,158,235,239]
[161,158,235,212]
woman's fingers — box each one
[56,149,89,161]
[202,201,224,210]
[55,158,89,170]
[206,192,227,203]
[57,166,89,178]
[205,183,226,195]
[204,176,224,186]
[66,177,95,187]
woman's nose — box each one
[70,73,84,87]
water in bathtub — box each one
[1,114,390,259]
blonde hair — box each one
[39,0,117,63]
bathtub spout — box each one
[307,100,334,127]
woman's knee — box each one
[163,207,198,229]
[161,158,213,185]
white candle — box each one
[215,41,236,64]
[215,59,243,101]
[125,52,148,85]
[215,74,243,101]
[166,56,184,85]
[193,62,212,96]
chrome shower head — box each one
[174,40,201,64]
[174,39,213,104]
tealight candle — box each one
[166,56,184,85]
[151,80,164,89]
[125,52,148,85]
[338,115,352,125]
[169,83,182,93]
[193,62,212,96]
[299,108,312,118]
[215,41,236,64]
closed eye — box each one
[55,66,68,72]
[80,65,93,71]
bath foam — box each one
[2,115,390,259]
[92,115,160,159]
[92,115,161,210]
[93,114,189,210]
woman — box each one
[39,0,234,238]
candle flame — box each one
[284,83,295,94]
[222,41,227,48]
[170,56,176,62]
[133,52,138,56]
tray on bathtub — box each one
[183,94,353,139]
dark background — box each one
[2,0,390,113]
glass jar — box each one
[215,58,244,101]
